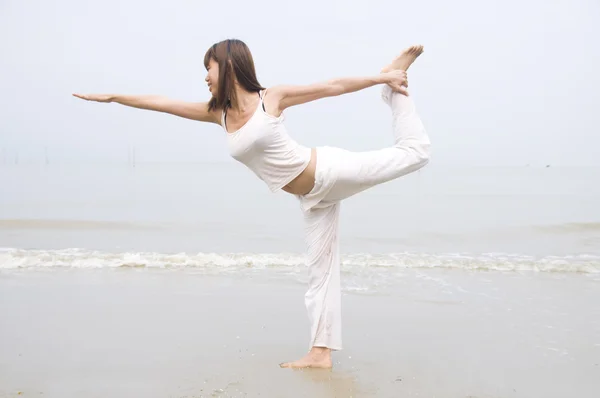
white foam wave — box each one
[0,248,598,274]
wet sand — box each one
[0,268,599,397]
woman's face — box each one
[205,58,219,97]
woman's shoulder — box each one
[261,86,286,119]
[206,105,225,127]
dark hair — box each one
[204,39,265,111]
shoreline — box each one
[1,268,598,397]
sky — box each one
[0,0,598,167]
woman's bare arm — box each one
[267,70,407,113]
[72,93,220,124]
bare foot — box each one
[381,45,424,73]
[279,347,333,369]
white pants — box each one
[296,85,431,351]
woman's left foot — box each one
[279,347,332,369]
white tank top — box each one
[221,90,312,192]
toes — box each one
[280,361,301,368]
[408,45,424,55]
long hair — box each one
[204,39,265,111]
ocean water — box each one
[1,162,599,291]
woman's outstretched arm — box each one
[72,94,220,124]
[270,70,407,112]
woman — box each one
[73,39,431,369]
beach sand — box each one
[0,268,598,397]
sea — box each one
[1,162,599,293]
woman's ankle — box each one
[310,346,331,355]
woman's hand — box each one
[382,70,408,95]
[72,93,114,103]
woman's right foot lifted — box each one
[381,44,424,73]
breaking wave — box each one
[0,248,598,274]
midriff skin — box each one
[281,148,317,195]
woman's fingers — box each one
[72,93,112,102]
[391,83,409,96]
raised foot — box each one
[381,45,424,73]
[279,348,333,369]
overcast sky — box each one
[1,0,598,167]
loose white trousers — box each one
[297,85,431,351]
